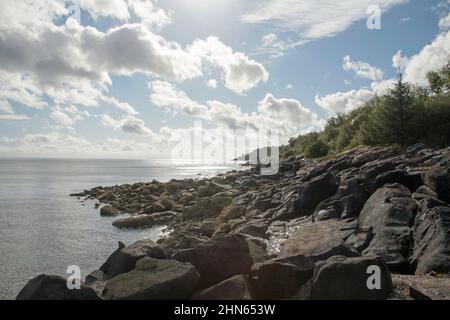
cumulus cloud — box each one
[78,0,172,30]
[343,55,384,81]
[392,50,411,71]
[315,89,374,114]
[402,30,450,85]
[439,12,450,29]
[149,81,210,119]
[101,114,153,135]
[207,79,218,88]
[242,0,407,40]
[190,36,269,95]
[148,81,322,137]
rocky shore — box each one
[17,144,450,300]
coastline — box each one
[16,145,450,300]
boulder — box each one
[199,220,219,238]
[251,261,312,299]
[359,184,417,272]
[183,196,232,220]
[274,173,338,220]
[198,182,230,198]
[173,233,266,289]
[100,205,121,216]
[101,239,166,278]
[112,211,177,229]
[191,275,252,300]
[422,165,450,203]
[303,255,393,300]
[269,218,359,267]
[234,219,268,239]
[103,258,200,300]
[360,160,397,194]
[412,206,450,274]
[16,275,100,300]
[374,169,423,192]
[314,178,369,220]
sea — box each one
[0,158,237,299]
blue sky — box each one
[0,0,449,159]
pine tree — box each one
[361,72,416,146]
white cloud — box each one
[392,50,410,71]
[258,33,307,58]
[101,114,153,135]
[439,12,450,29]
[0,100,13,114]
[286,84,293,90]
[78,0,171,30]
[315,89,374,114]
[343,55,384,81]
[402,30,450,85]
[242,0,407,40]
[0,132,161,156]
[149,81,210,119]
[207,79,218,88]
[190,36,269,95]
[0,114,30,120]
[149,81,322,137]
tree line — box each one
[281,59,450,159]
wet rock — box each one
[302,255,393,300]
[16,275,100,300]
[192,275,252,300]
[103,258,200,300]
[359,184,417,272]
[101,239,166,278]
[112,211,177,229]
[173,233,266,289]
[100,205,121,216]
[412,205,450,274]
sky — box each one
[0,0,450,160]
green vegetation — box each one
[281,60,450,159]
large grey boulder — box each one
[250,261,312,300]
[100,205,121,216]
[274,173,338,220]
[422,165,450,203]
[100,239,166,278]
[191,275,252,300]
[412,205,450,274]
[173,233,266,289]
[112,211,177,229]
[303,255,393,300]
[102,258,200,300]
[359,184,417,272]
[313,178,369,220]
[16,275,100,300]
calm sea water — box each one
[0,158,236,299]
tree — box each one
[304,140,329,158]
[361,72,417,146]
[427,60,450,95]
